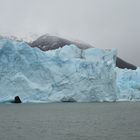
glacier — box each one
[116,68,140,101]
[0,39,140,103]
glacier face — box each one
[0,39,117,103]
[1,39,140,103]
[116,68,140,101]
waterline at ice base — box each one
[0,39,140,103]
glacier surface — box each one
[0,39,140,103]
[0,39,118,103]
[116,68,140,101]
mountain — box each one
[29,34,93,50]
[116,57,136,70]
[30,34,137,70]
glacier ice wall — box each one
[0,39,117,103]
[116,68,140,101]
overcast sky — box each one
[0,0,140,66]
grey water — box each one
[0,102,140,140]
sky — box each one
[0,0,140,66]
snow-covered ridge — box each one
[0,34,39,42]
